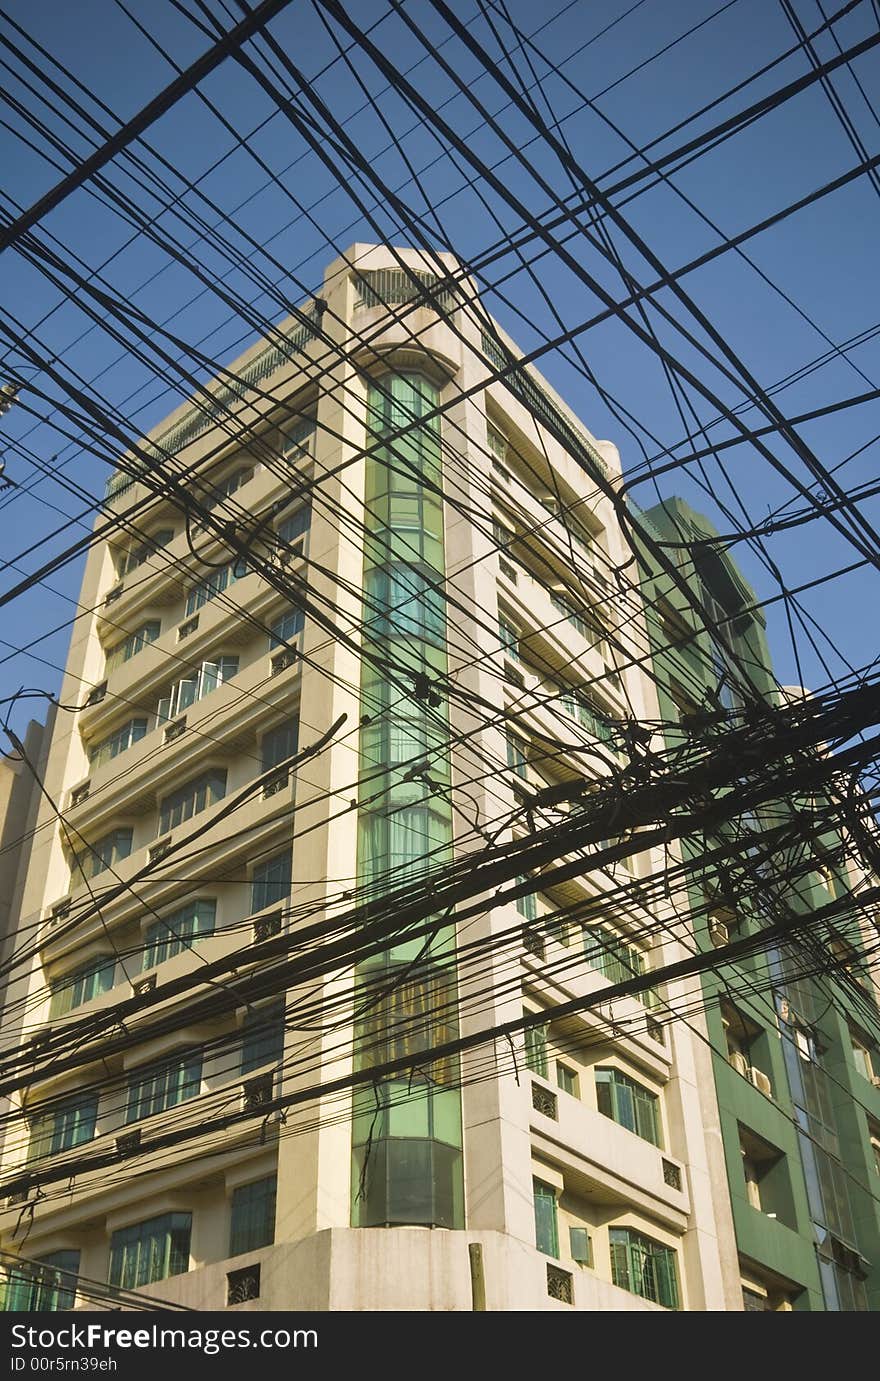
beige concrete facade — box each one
[0,245,740,1312]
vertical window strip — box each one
[524,1014,548,1078]
[229,1175,277,1256]
[251,850,292,913]
[533,1178,559,1257]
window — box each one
[499,616,520,661]
[108,1213,191,1289]
[75,827,133,882]
[89,718,148,770]
[515,879,537,922]
[143,899,216,970]
[251,850,292,913]
[550,592,590,640]
[281,418,315,461]
[366,563,445,644]
[49,956,115,1018]
[159,769,226,835]
[595,1068,662,1147]
[116,529,173,578]
[583,924,655,1006]
[261,718,299,772]
[277,502,311,557]
[241,1001,285,1074]
[105,621,160,674]
[533,1178,558,1258]
[360,804,448,887]
[506,734,528,780]
[850,1026,877,1081]
[569,1226,592,1266]
[1,1251,79,1313]
[185,564,246,618]
[524,1014,548,1079]
[609,1227,679,1309]
[557,1063,578,1097]
[157,658,238,722]
[870,1128,880,1178]
[29,1094,98,1160]
[269,606,305,650]
[487,422,508,462]
[126,1050,202,1123]
[229,1175,277,1257]
[202,467,251,510]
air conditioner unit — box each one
[749,1066,772,1097]
[728,1051,749,1077]
[708,917,729,947]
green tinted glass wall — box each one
[352,373,463,1230]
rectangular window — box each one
[550,593,589,640]
[524,1014,548,1079]
[251,850,292,914]
[557,1063,578,1097]
[506,734,528,780]
[609,1227,679,1309]
[366,564,445,645]
[850,1027,876,1081]
[499,616,520,661]
[105,621,160,674]
[108,1213,191,1290]
[203,468,252,510]
[241,1001,285,1074]
[75,828,133,883]
[515,879,537,922]
[117,529,174,578]
[595,1067,662,1147]
[157,657,238,722]
[533,1178,559,1258]
[185,564,246,618]
[49,957,115,1018]
[126,1051,202,1123]
[89,719,148,770]
[29,1094,98,1161]
[583,924,655,1007]
[277,502,311,552]
[143,899,216,970]
[281,418,315,461]
[229,1175,277,1257]
[159,769,226,836]
[1,1251,79,1313]
[269,606,305,650]
[261,718,299,772]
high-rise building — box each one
[6,243,859,1313]
[640,497,880,1311]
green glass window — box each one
[126,1050,202,1123]
[49,956,115,1018]
[251,850,292,913]
[105,620,161,674]
[229,1175,277,1256]
[506,734,528,780]
[89,718,148,769]
[533,1178,559,1257]
[29,1094,98,1161]
[261,718,299,772]
[557,1063,578,1097]
[524,1015,548,1078]
[75,827,133,881]
[361,804,447,888]
[583,924,655,1007]
[551,592,589,639]
[366,564,445,645]
[269,606,305,650]
[499,616,520,660]
[241,1001,285,1074]
[569,1226,592,1265]
[109,1213,191,1289]
[1,1251,79,1313]
[515,878,537,921]
[609,1227,679,1309]
[595,1068,662,1147]
[158,769,226,835]
[144,899,215,970]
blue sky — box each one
[1,0,879,737]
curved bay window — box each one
[353,371,464,1230]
